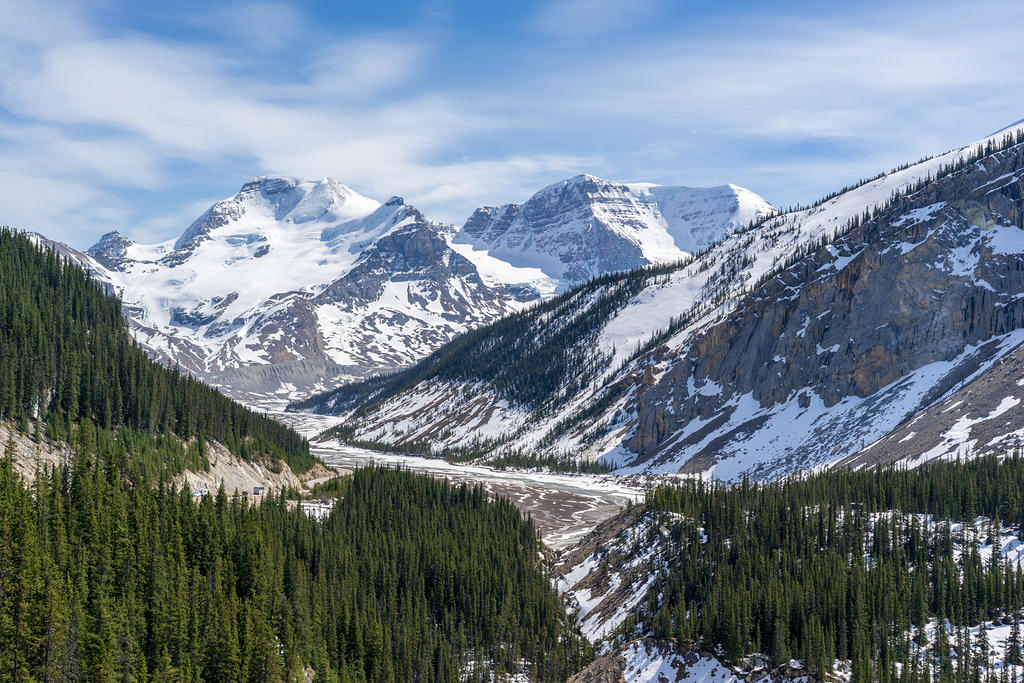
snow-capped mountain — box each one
[298,122,1024,481]
[74,173,768,404]
[452,175,774,287]
[80,176,536,403]
[65,173,771,405]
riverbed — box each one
[273,411,645,550]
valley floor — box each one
[272,410,645,549]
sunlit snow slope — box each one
[454,174,774,287]
[83,177,534,403]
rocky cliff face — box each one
[305,206,527,370]
[86,230,135,269]
[625,139,1024,477]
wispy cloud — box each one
[307,36,430,99]
[0,3,582,241]
[0,0,1021,246]
[186,1,306,51]
[508,1,1024,201]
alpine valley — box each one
[10,119,1024,683]
[288,120,1024,682]
[297,121,1024,483]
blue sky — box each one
[2,0,1023,247]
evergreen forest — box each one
[635,456,1024,682]
[0,446,588,681]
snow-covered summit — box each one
[454,174,773,287]
[170,176,381,253]
[76,175,534,403]
[91,176,398,330]
[87,230,136,269]
[625,182,775,253]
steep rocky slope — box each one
[619,137,1024,478]
[567,639,816,683]
[300,123,1024,480]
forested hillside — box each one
[0,438,588,680]
[0,226,589,680]
[0,228,313,473]
[621,457,1024,681]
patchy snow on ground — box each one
[557,510,681,644]
[335,123,1024,481]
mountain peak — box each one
[539,173,613,195]
[89,229,132,248]
[172,176,381,252]
[567,173,604,183]
[238,175,301,195]
[455,174,774,285]
[87,230,136,269]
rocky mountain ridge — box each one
[455,174,774,285]
[298,122,1024,481]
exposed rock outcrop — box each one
[627,143,1024,475]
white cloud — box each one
[532,19,1024,138]
[504,1,1024,203]
[0,0,92,50]
[0,29,505,237]
[193,1,306,51]
[0,168,117,238]
[307,36,430,99]
[0,0,1022,247]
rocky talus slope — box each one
[567,639,818,682]
[626,137,1024,477]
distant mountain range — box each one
[59,174,771,404]
[296,121,1024,481]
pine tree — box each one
[1010,618,1022,667]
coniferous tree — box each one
[1011,617,1024,668]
